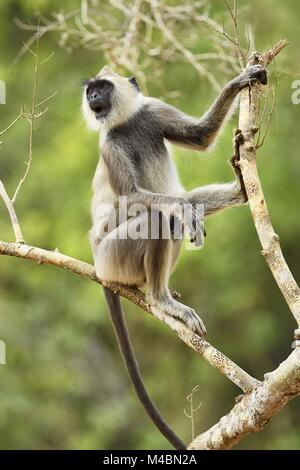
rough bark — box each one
[189,348,300,449]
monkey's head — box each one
[82,66,140,131]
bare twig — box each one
[15,0,242,89]
[12,35,39,203]
[150,0,221,91]
[223,0,245,68]
[184,385,201,441]
[256,81,277,149]
[36,90,58,108]
[0,106,25,243]
[0,106,24,136]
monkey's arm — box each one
[153,65,267,151]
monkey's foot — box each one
[175,305,207,337]
[149,294,207,336]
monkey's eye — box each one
[86,84,94,95]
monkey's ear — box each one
[128,76,140,91]
[82,79,90,87]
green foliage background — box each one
[0,0,300,450]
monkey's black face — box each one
[84,79,114,119]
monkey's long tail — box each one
[104,288,186,450]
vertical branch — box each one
[223,0,245,68]
[12,33,39,203]
[237,41,300,343]
[184,385,201,441]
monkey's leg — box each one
[93,213,187,449]
[144,225,206,336]
[184,180,246,217]
[184,148,247,217]
[183,143,248,216]
[94,211,206,335]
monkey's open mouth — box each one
[90,102,111,119]
[94,106,102,114]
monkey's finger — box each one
[193,316,207,337]
[259,69,268,85]
[184,308,207,336]
[248,65,268,85]
[190,221,205,247]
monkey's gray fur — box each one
[82,64,267,449]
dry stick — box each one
[0,239,259,393]
[238,40,300,344]
[0,106,24,136]
[150,0,221,91]
[189,347,300,450]
[0,107,25,242]
[0,183,24,243]
[12,34,39,204]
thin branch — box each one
[256,82,271,146]
[150,0,221,91]
[12,33,39,203]
[184,385,201,441]
[256,81,277,149]
[0,106,24,136]
[15,1,241,90]
[223,0,243,67]
[0,183,24,243]
[0,239,260,394]
[12,10,80,66]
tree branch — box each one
[12,29,40,203]
[189,348,300,449]
[189,39,300,451]
[0,182,24,243]
[237,40,300,345]
[0,239,259,393]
